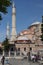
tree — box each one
[2,38,9,51]
[41,16,43,42]
[0,0,11,20]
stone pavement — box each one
[0,58,39,65]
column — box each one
[20,51,22,56]
[9,51,10,57]
[15,51,16,56]
[3,50,4,56]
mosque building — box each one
[0,2,43,57]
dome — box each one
[17,36,29,40]
[20,30,28,35]
[31,22,40,26]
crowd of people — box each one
[31,54,41,62]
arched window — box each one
[30,47,32,51]
[18,48,20,51]
[11,47,14,51]
[24,47,26,51]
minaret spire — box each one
[10,2,16,43]
[12,2,15,8]
[6,22,10,39]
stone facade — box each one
[0,22,43,57]
[16,22,43,55]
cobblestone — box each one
[0,58,39,65]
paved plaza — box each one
[0,58,40,65]
[9,58,39,65]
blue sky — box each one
[0,0,43,42]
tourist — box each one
[1,55,5,65]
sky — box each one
[0,0,43,42]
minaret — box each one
[6,23,10,39]
[11,2,16,42]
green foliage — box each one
[0,14,2,20]
[2,38,9,51]
[0,0,12,20]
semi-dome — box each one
[31,21,40,26]
[17,36,29,40]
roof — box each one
[31,21,40,26]
[17,36,29,40]
[20,30,29,35]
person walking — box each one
[1,55,5,65]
